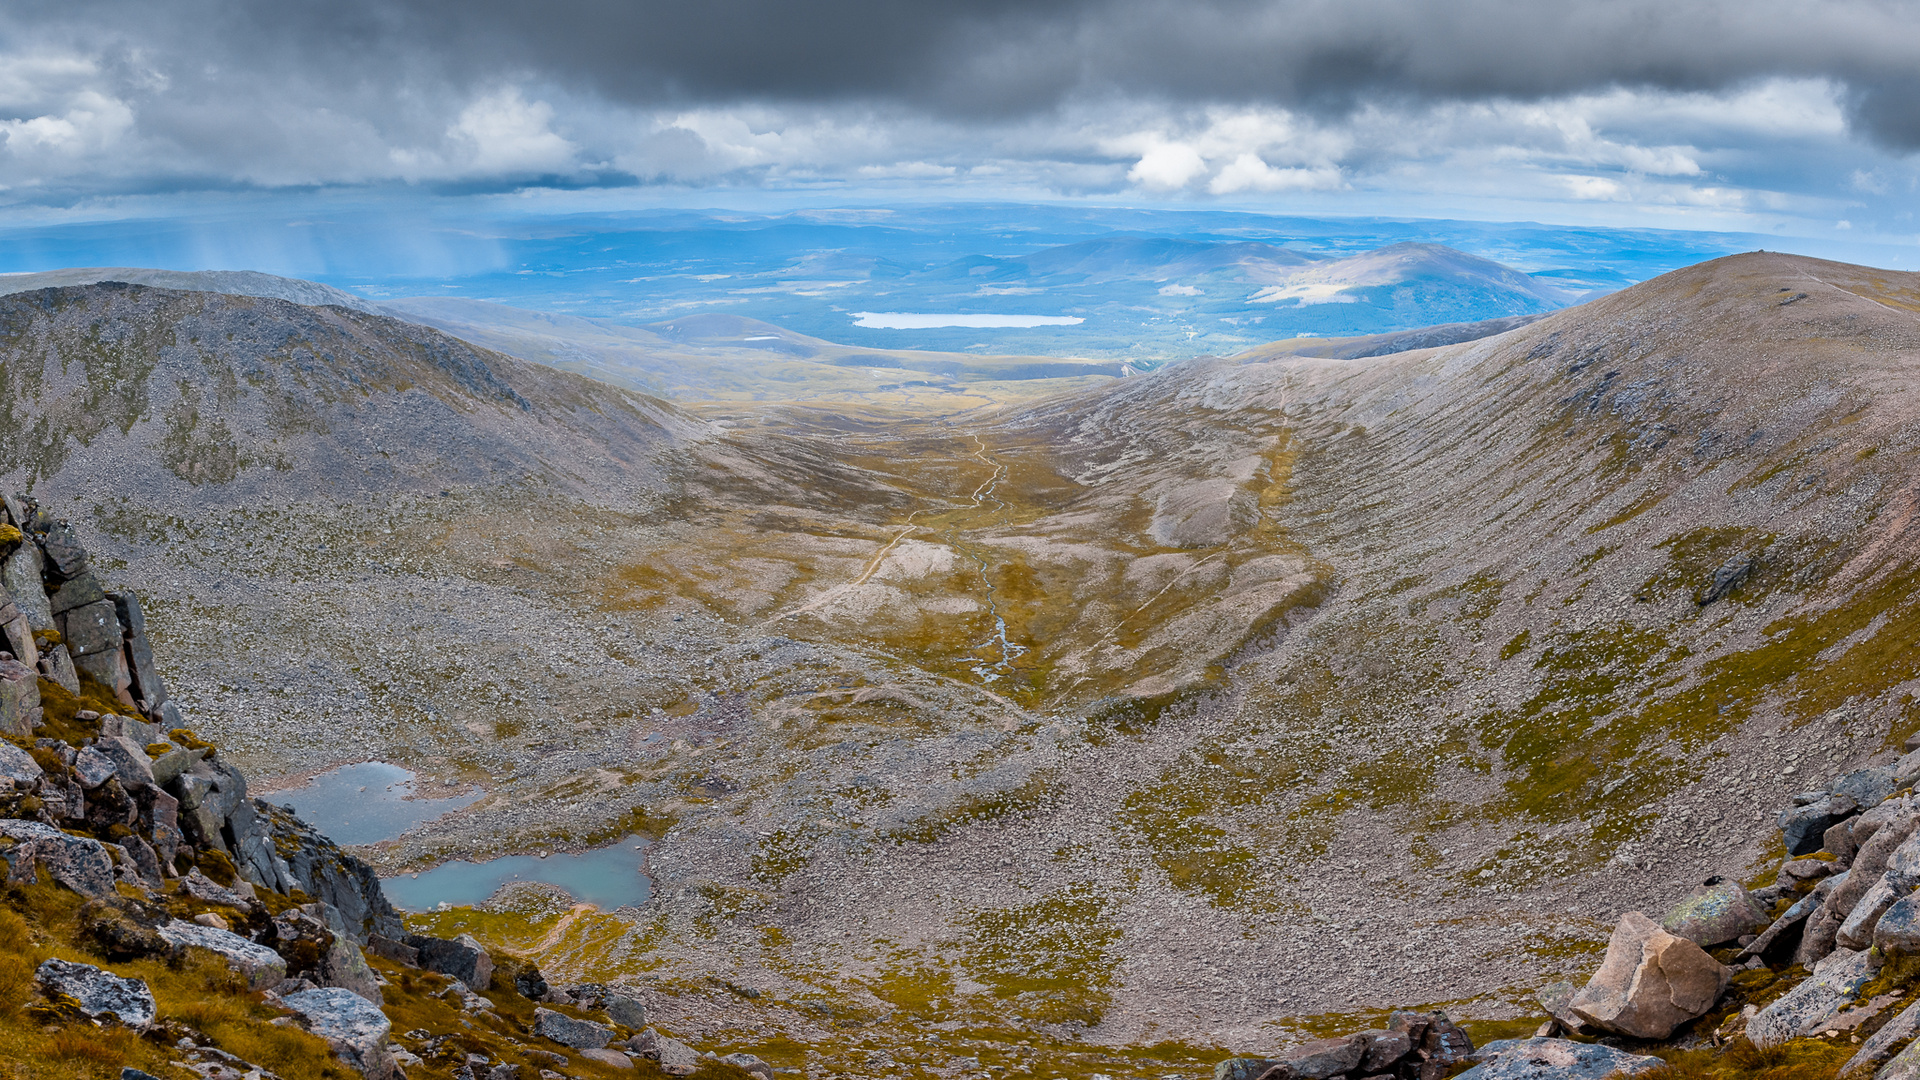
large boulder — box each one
[0,819,117,896]
[282,986,399,1079]
[39,519,91,577]
[606,991,648,1029]
[1360,1029,1414,1073]
[719,1053,775,1080]
[77,898,173,962]
[1660,877,1771,947]
[581,1048,636,1070]
[157,921,289,989]
[533,1007,614,1050]
[1747,947,1882,1046]
[1454,1039,1661,1080]
[111,591,169,712]
[149,747,207,787]
[72,746,117,789]
[410,932,494,989]
[36,958,156,1027]
[1568,911,1729,1039]
[631,1028,700,1076]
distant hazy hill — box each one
[947,237,1576,308]
[0,267,383,314]
[379,296,1131,410]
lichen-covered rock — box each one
[1455,1039,1660,1080]
[112,590,169,711]
[1832,768,1901,812]
[1,537,51,632]
[1876,894,1920,956]
[533,1006,613,1049]
[158,920,289,989]
[605,991,647,1028]
[60,598,123,657]
[149,746,207,787]
[1748,947,1883,1046]
[581,1049,636,1070]
[283,986,398,1079]
[1661,877,1771,947]
[0,818,117,895]
[0,739,43,789]
[36,958,156,1027]
[1569,911,1729,1039]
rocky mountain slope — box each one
[11,253,1920,1080]
[0,268,384,314]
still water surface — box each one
[381,836,652,911]
[276,762,483,846]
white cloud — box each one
[1560,175,1627,200]
[1208,154,1342,194]
[451,89,578,175]
[1125,138,1209,189]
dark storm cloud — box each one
[32,0,1916,147]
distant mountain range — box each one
[1,265,1555,410]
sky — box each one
[4,0,1920,259]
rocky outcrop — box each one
[260,801,404,944]
[1214,1011,1471,1080]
